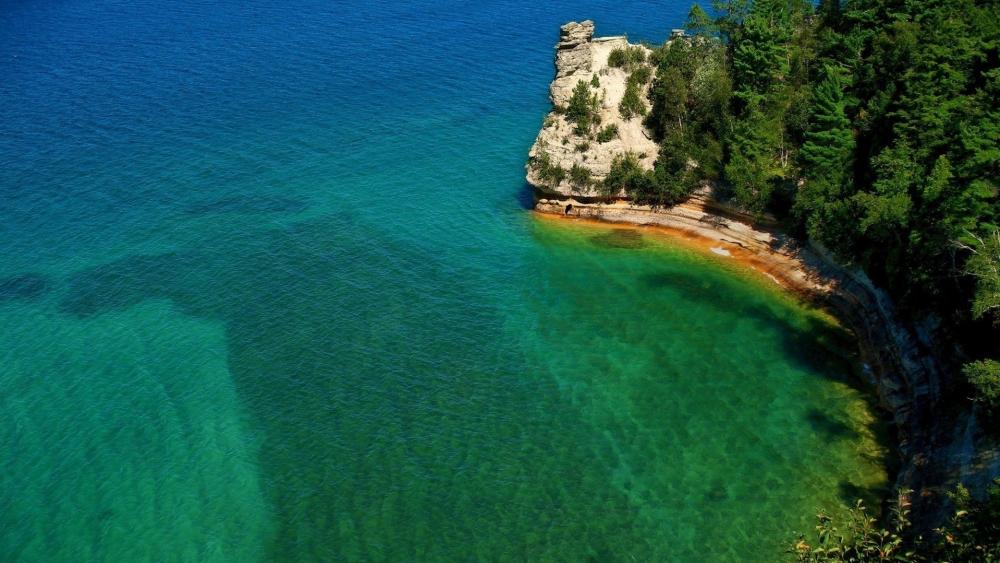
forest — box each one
[634,0,999,421]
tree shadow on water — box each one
[51,215,643,559]
[838,480,890,510]
[805,408,860,440]
[639,268,861,384]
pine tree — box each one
[794,65,854,230]
[800,65,852,180]
[730,0,790,110]
[566,80,599,134]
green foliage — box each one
[791,482,1000,561]
[619,77,647,120]
[577,0,1000,422]
[685,4,716,37]
[650,65,688,134]
[590,74,600,88]
[966,229,1000,323]
[607,45,646,70]
[566,80,600,135]
[593,1,1000,557]
[789,491,915,562]
[963,360,1000,411]
[726,110,786,215]
[935,480,1000,561]
[731,0,791,110]
[575,142,590,153]
[531,150,566,188]
[792,65,855,241]
[569,164,592,190]
[603,152,691,207]
[630,64,652,86]
[603,152,647,198]
[596,124,618,143]
[643,32,731,206]
[648,0,999,316]
[799,65,853,186]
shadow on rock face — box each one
[591,229,646,249]
[0,273,48,303]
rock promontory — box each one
[526,21,660,198]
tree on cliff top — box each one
[619,77,647,120]
[566,80,600,135]
[966,229,1000,324]
[963,229,1000,415]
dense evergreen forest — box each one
[616,0,1000,559]
[632,0,1000,419]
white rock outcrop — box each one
[526,21,661,198]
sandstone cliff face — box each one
[525,21,660,197]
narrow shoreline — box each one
[534,194,850,302]
[533,205,824,300]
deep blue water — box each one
[0,1,887,560]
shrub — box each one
[602,151,693,206]
[630,64,653,85]
[596,124,618,143]
[789,492,915,562]
[646,44,668,68]
[590,74,600,88]
[566,80,600,135]
[964,359,1000,412]
[619,79,647,120]
[569,164,592,190]
[608,45,646,70]
[790,484,1000,561]
[935,480,1000,561]
[602,152,646,198]
[966,229,1000,323]
[575,142,590,152]
[531,150,566,187]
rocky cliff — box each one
[525,21,659,197]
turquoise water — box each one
[1,1,887,560]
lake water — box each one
[0,0,887,560]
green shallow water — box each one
[0,213,889,561]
